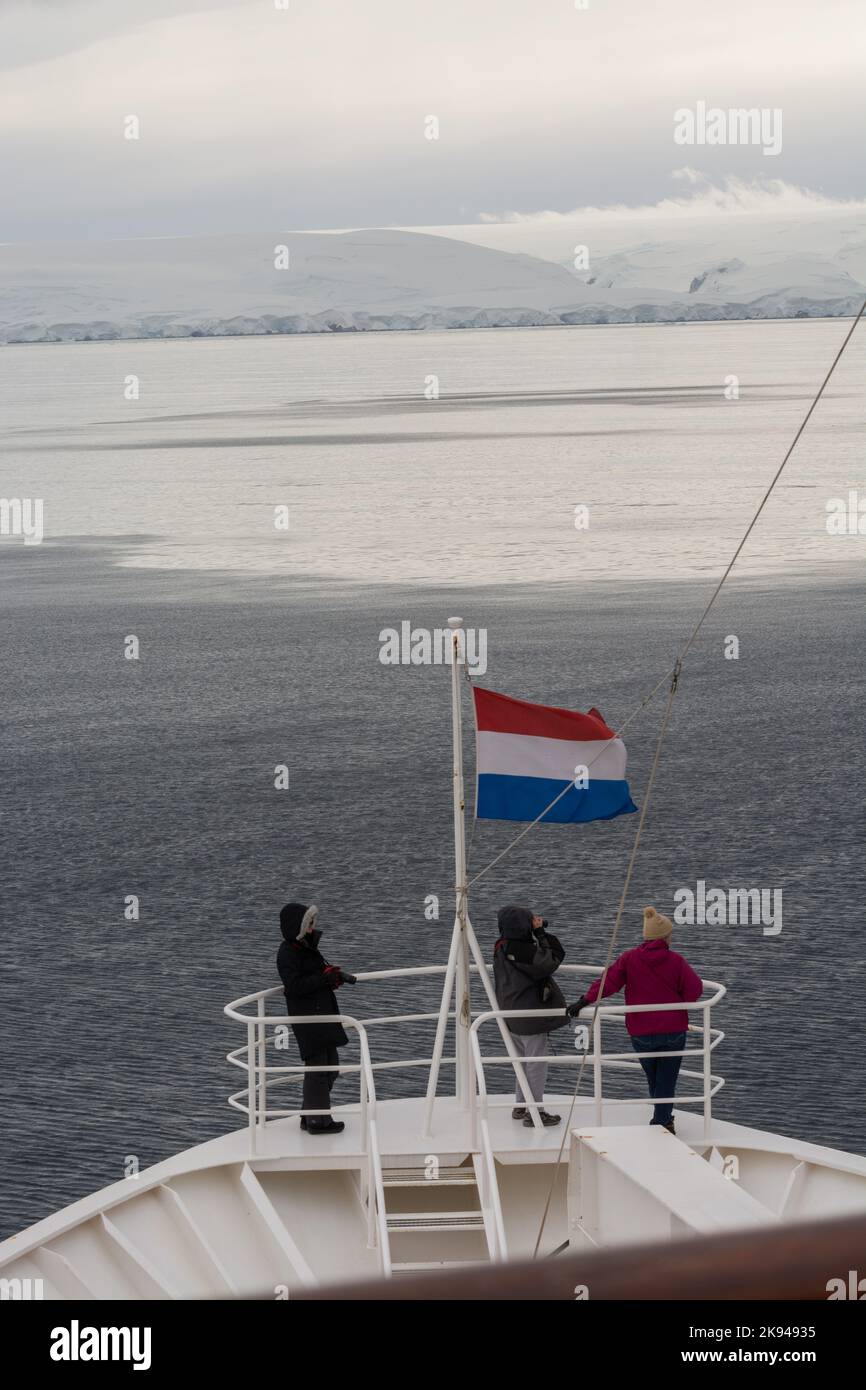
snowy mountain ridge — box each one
[1,223,864,344]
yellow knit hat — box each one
[643,906,673,940]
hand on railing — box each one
[323,965,358,988]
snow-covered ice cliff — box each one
[1,221,863,344]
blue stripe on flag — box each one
[476,773,637,824]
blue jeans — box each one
[631,1032,686,1126]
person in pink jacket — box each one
[568,907,703,1135]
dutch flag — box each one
[472,686,638,825]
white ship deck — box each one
[4,958,866,1298]
[4,1088,866,1300]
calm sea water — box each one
[0,322,864,1238]
[2,320,864,584]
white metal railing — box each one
[474,1116,507,1259]
[225,965,725,1271]
[467,977,725,1258]
[468,974,726,1144]
[224,993,392,1273]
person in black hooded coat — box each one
[276,901,354,1135]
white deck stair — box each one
[380,1159,492,1273]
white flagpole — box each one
[421,618,547,1137]
[421,616,472,1136]
[446,619,534,1116]
[447,617,472,1108]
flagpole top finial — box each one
[447,616,464,629]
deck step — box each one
[383,1167,476,1187]
[386,1212,485,1233]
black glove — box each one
[567,995,589,1018]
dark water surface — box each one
[1,546,863,1238]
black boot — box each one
[512,1107,527,1120]
[651,1117,676,1135]
[523,1110,561,1127]
[307,1119,345,1135]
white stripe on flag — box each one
[476,730,627,782]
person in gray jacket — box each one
[492,904,568,1126]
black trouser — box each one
[630,1031,686,1126]
[302,1046,339,1128]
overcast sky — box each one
[1,0,864,243]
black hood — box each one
[279,901,321,946]
[497,904,534,940]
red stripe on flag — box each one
[472,686,615,741]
